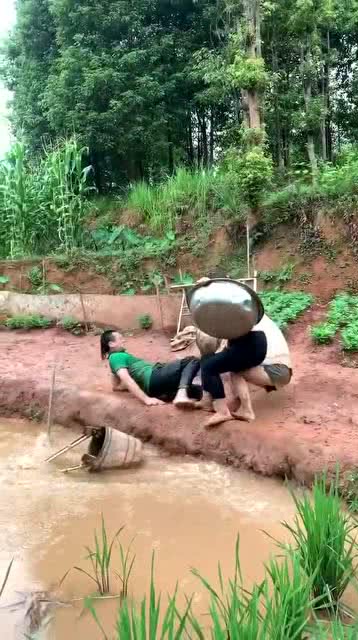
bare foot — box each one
[195,400,214,413]
[204,412,235,428]
[231,410,255,423]
[227,397,241,413]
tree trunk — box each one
[325,31,332,162]
[187,113,194,166]
[301,42,318,177]
[201,114,209,168]
[210,109,215,166]
[168,129,174,175]
[242,0,261,130]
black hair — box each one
[100,329,115,360]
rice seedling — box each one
[191,536,269,639]
[115,540,136,601]
[87,554,193,640]
[263,551,316,640]
[61,516,125,596]
[281,474,358,611]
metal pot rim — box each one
[187,278,265,326]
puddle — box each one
[0,418,297,638]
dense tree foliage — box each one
[2,0,358,188]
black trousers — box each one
[148,357,201,401]
[201,331,267,400]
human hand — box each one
[145,397,165,406]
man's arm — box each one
[116,369,164,406]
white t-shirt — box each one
[253,314,291,368]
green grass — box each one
[311,293,358,351]
[260,290,313,329]
[4,314,53,330]
[281,474,358,611]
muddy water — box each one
[0,419,296,639]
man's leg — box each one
[229,374,255,422]
[199,352,234,427]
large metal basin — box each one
[187,278,264,339]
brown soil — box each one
[255,222,358,301]
[0,315,358,485]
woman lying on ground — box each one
[196,314,292,428]
[100,330,201,408]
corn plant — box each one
[281,474,358,611]
[0,138,90,258]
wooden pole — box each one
[246,220,251,278]
[47,362,57,444]
[156,285,164,330]
[42,259,46,292]
[79,292,89,332]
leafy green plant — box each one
[341,321,358,352]
[311,293,358,352]
[0,275,10,288]
[260,263,295,286]
[27,266,43,290]
[173,272,194,285]
[281,474,358,611]
[57,315,84,335]
[5,314,53,330]
[311,323,337,345]
[260,291,313,329]
[138,314,153,330]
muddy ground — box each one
[0,309,358,484]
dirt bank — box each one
[0,314,358,484]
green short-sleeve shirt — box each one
[109,352,154,393]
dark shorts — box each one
[263,364,292,392]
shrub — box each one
[57,316,84,336]
[5,314,53,330]
[138,314,153,330]
[341,321,358,352]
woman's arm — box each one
[116,369,164,406]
